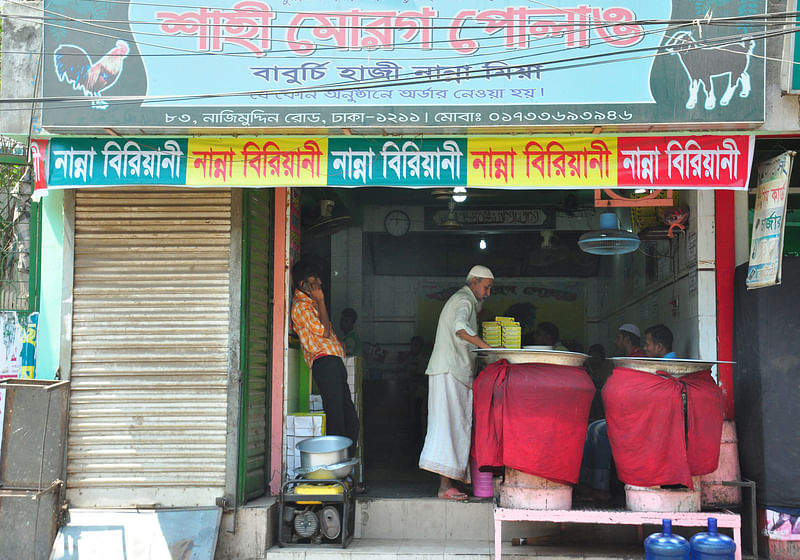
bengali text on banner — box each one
[41,135,754,190]
[186,137,328,186]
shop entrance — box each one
[291,185,699,495]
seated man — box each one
[532,321,568,350]
[643,324,676,358]
[615,323,646,357]
[578,323,645,502]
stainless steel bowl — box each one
[296,435,352,469]
[295,457,360,480]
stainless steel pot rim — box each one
[608,357,736,376]
[608,357,735,365]
[472,348,588,357]
[471,348,589,366]
[295,457,360,475]
[295,435,353,451]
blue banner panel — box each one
[328,137,468,186]
[47,138,188,187]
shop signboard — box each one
[747,151,794,289]
[781,0,800,93]
[37,134,755,192]
[40,0,766,130]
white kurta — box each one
[424,285,480,386]
[418,372,473,482]
[419,285,481,482]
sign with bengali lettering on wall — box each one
[39,135,755,191]
[40,0,765,130]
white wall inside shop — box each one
[584,190,716,362]
[329,203,591,371]
[329,193,715,373]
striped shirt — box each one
[291,289,345,367]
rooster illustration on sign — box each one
[54,40,130,109]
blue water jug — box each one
[690,517,736,560]
[644,519,690,559]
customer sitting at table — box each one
[578,323,645,503]
[533,321,568,350]
[643,324,676,359]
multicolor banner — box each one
[38,135,755,192]
[41,0,766,129]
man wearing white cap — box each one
[419,265,494,500]
[615,323,646,357]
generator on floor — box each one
[279,435,359,547]
[278,478,355,547]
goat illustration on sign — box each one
[664,31,755,111]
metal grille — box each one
[67,187,232,507]
[0,163,33,310]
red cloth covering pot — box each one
[603,366,724,489]
[472,359,595,485]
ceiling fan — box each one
[305,199,351,237]
[430,187,496,201]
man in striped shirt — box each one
[291,260,359,455]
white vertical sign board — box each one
[747,151,794,289]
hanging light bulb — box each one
[452,186,467,203]
[479,238,487,250]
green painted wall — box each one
[35,190,64,380]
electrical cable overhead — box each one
[0,3,796,112]
[5,4,706,60]
[1,25,788,110]
[1,2,790,75]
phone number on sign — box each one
[164,108,635,127]
[487,110,634,123]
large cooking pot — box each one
[295,436,355,480]
[296,435,352,469]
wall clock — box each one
[384,210,410,237]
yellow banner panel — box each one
[186,137,328,186]
[467,137,617,187]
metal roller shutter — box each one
[67,187,232,507]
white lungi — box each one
[418,372,472,483]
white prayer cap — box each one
[467,265,494,282]
[618,323,640,338]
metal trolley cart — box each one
[278,478,355,548]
